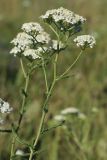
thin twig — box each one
[58,50,83,80]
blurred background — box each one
[0,0,107,159]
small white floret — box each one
[54,115,66,121]
[23,47,48,59]
[16,149,24,156]
[10,47,22,56]
[0,98,13,114]
[22,22,44,34]
[61,107,79,115]
[23,49,41,59]
[36,32,50,44]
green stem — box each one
[48,25,59,39]
[17,75,30,131]
[28,54,58,160]
[42,122,63,134]
[71,130,87,160]
[20,58,27,78]
[10,137,15,160]
[29,149,34,160]
[42,59,49,93]
[54,54,58,80]
[10,61,30,159]
[28,111,46,160]
[57,50,83,80]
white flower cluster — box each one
[10,9,95,60]
[10,22,51,59]
[22,23,51,44]
[10,32,33,56]
[23,49,40,59]
[0,98,13,114]
[10,46,23,56]
[54,107,86,122]
[41,7,86,32]
[22,22,44,34]
[23,47,48,59]
[74,35,96,49]
[61,107,79,115]
[36,32,50,44]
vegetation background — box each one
[0,0,107,159]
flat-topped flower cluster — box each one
[41,7,86,24]
[10,7,96,61]
[10,22,65,60]
[10,23,50,59]
[74,35,96,49]
[22,22,44,34]
[41,7,86,33]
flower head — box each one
[23,47,48,60]
[41,7,86,33]
[10,26,51,58]
[22,22,44,35]
[10,46,22,56]
[23,49,41,60]
[10,32,33,56]
[61,107,79,115]
[74,35,96,49]
[36,32,51,44]
[0,98,13,114]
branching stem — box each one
[10,59,30,160]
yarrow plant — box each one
[0,7,96,160]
